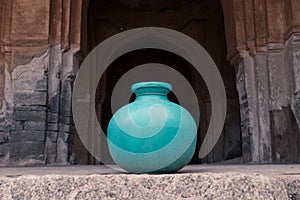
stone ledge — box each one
[0,165,299,199]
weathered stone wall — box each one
[221,0,300,163]
[44,45,77,165]
[0,0,50,165]
[0,0,81,166]
[0,0,299,165]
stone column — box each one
[221,0,300,163]
[45,0,82,165]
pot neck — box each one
[135,93,169,101]
[132,82,172,101]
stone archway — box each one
[72,0,300,164]
[72,0,243,164]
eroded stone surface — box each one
[0,165,298,199]
[0,0,300,166]
[0,172,297,199]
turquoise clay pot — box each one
[107,82,197,173]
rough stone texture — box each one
[268,43,290,110]
[0,165,299,199]
[7,142,44,156]
[0,143,9,156]
[236,57,259,163]
[24,121,46,131]
[0,42,77,165]
[0,132,8,144]
[287,33,300,129]
[236,41,300,163]
[0,47,49,166]
[0,174,286,199]
[0,42,74,166]
[44,45,77,165]
[11,0,50,46]
[270,106,300,163]
[12,110,47,121]
[8,131,45,142]
[254,54,272,162]
[11,57,48,92]
[284,179,300,200]
[0,0,300,166]
[0,0,80,166]
[230,0,300,162]
[13,106,47,111]
[47,113,59,123]
[14,92,47,106]
[47,131,58,142]
[223,99,242,159]
[295,92,300,129]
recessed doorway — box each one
[72,0,242,164]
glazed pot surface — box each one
[107,82,197,173]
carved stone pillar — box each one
[45,0,83,165]
[221,0,300,163]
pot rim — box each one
[131,81,172,92]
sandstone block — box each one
[9,131,45,142]
[13,110,46,121]
[24,121,46,131]
[14,92,47,106]
[8,142,44,156]
[0,132,8,144]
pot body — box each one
[107,82,197,173]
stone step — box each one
[0,165,299,199]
